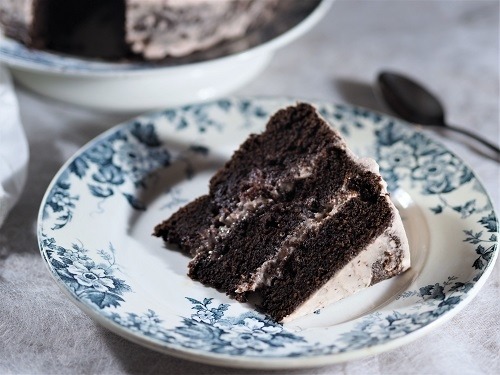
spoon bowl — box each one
[377,72,445,125]
[376,70,500,158]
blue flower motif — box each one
[115,143,150,171]
[41,235,132,309]
[67,261,115,292]
[92,164,125,185]
[133,313,164,335]
[130,122,161,147]
[408,132,442,157]
[174,321,222,349]
[218,318,282,351]
[194,309,217,324]
[50,244,90,265]
[378,141,417,183]
[479,212,498,232]
[45,179,79,229]
[411,311,435,325]
[364,317,414,340]
[412,153,463,194]
[113,143,170,186]
[47,184,77,213]
[379,142,417,170]
[375,121,409,146]
[86,142,114,165]
[454,200,476,218]
[111,310,170,341]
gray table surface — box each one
[1,1,499,374]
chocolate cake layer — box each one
[154,195,214,255]
[43,0,127,59]
[156,103,346,256]
[257,197,393,321]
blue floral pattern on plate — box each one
[37,98,498,368]
[40,233,131,309]
[43,121,170,229]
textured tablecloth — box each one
[1,1,499,374]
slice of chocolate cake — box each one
[154,103,410,322]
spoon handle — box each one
[443,124,500,155]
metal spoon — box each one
[376,71,500,157]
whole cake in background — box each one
[154,103,411,322]
[0,0,279,60]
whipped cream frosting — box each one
[282,196,410,322]
[236,189,360,294]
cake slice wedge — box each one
[154,103,410,322]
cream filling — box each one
[192,155,326,260]
[235,190,359,294]
[193,195,272,260]
[281,196,410,323]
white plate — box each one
[37,97,498,369]
[0,1,331,111]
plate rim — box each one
[36,262,497,370]
[36,96,499,369]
